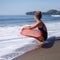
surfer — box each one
[31,11,48,41]
[23,11,48,42]
[23,11,60,48]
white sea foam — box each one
[0,22,60,60]
[51,15,60,17]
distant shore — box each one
[26,9,60,15]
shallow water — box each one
[0,15,60,60]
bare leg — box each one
[35,37,44,48]
[36,36,44,42]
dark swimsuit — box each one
[38,23,48,41]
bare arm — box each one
[23,21,42,30]
[30,16,43,29]
[23,16,43,29]
[30,22,41,29]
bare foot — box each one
[37,42,43,48]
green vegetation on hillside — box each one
[26,9,60,15]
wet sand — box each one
[13,41,60,60]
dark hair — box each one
[35,11,42,19]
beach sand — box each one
[13,41,60,60]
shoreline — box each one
[13,41,60,60]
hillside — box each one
[26,10,60,15]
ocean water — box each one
[0,15,60,60]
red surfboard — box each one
[20,28,42,39]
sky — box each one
[0,0,60,15]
